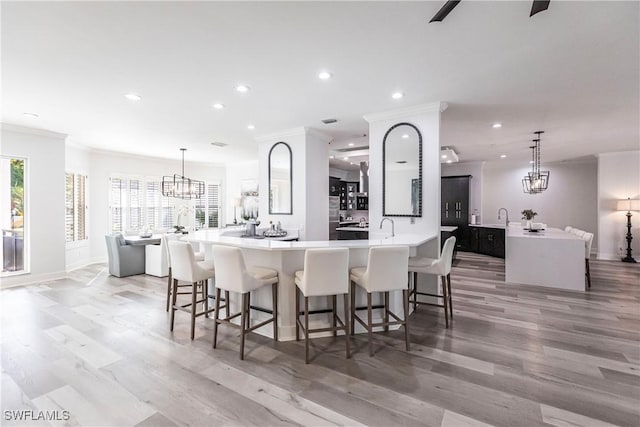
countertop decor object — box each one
[617,197,640,263]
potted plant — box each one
[521,209,538,229]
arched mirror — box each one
[268,142,293,215]
[383,123,422,217]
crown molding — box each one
[1,123,67,140]
[363,102,448,123]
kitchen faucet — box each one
[379,218,395,237]
[497,208,509,226]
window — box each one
[109,176,219,233]
[65,173,88,242]
[1,157,27,274]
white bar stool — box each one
[408,236,456,328]
[295,248,350,364]
[212,246,279,360]
[350,245,410,357]
[164,234,206,312]
[168,241,216,340]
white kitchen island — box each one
[185,229,439,341]
[506,226,586,291]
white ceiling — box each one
[2,1,638,167]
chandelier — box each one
[162,148,205,199]
[522,131,550,194]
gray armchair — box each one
[105,233,145,277]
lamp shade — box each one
[233,197,242,207]
[617,198,640,212]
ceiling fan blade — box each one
[429,0,462,23]
[530,0,550,17]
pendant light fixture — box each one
[162,148,205,199]
[522,131,550,194]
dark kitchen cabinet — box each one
[356,195,368,210]
[441,176,471,251]
[329,176,341,196]
[476,227,505,259]
[341,181,359,211]
[339,181,347,210]
[338,230,368,240]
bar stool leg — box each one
[441,276,449,328]
[343,293,350,359]
[225,291,230,318]
[212,287,221,349]
[586,259,591,289]
[384,291,390,332]
[295,287,300,341]
[350,281,356,336]
[413,272,418,311]
[367,292,373,357]
[447,274,453,318]
[204,279,209,318]
[190,281,197,340]
[403,288,410,351]
[170,278,178,331]
[240,293,248,360]
[304,296,310,364]
[272,282,278,342]
[332,295,338,337]
[166,267,172,312]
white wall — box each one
[442,161,484,222]
[257,128,329,240]
[597,151,640,260]
[365,103,443,238]
[225,160,258,225]
[89,149,225,263]
[65,143,92,270]
[1,125,67,287]
[483,159,598,250]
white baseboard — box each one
[65,257,107,272]
[597,252,620,261]
[0,270,67,289]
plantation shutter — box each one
[162,194,173,228]
[65,173,74,241]
[75,174,87,240]
[146,181,160,230]
[128,179,141,230]
[110,178,124,232]
[207,184,220,228]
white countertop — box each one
[507,226,583,240]
[185,229,436,251]
[440,226,458,232]
[468,223,507,229]
[336,227,369,232]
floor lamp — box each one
[617,197,640,263]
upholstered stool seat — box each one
[350,245,410,357]
[294,248,350,364]
[212,246,279,360]
[168,241,216,340]
[408,236,456,328]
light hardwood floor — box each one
[1,253,638,426]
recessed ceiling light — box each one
[529,160,535,164]
[348,143,354,147]
[500,154,507,158]
[492,123,503,128]
[350,162,354,165]
[392,92,404,99]
[402,134,409,139]
[441,155,447,159]
[318,71,332,80]
[212,103,225,110]
[235,84,250,93]
[446,160,453,164]
[247,124,255,130]
[124,93,141,101]
[343,157,349,160]
[23,112,39,118]
[329,155,335,159]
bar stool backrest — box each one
[301,248,349,297]
[362,246,409,293]
[168,241,199,282]
[162,233,182,268]
[582,232,594,259]
[438,236,457,276]
[213,245,254,293]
